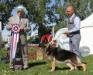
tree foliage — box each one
[0,0,93,36]
[0,0,50,37]
[0,0,50,23]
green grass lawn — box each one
[0,48,93,75]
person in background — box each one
[7,7,31,69]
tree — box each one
[90,0,93,12]
[0,0,51,37]
[0,0,92,37]
[0,31,3,48]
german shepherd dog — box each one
[40,40,86,72]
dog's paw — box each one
[69,68,75,71]
[50,69,55,72]
[82,64,87,71]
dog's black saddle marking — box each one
[46,46,76,61]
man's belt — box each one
[70,30,80,35]
[68,30,80,37]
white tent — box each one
[80,13,93,55]
[54,14,93,57]
[80,14,93,28]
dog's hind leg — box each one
[76,57,86,71]
[66,63,75,71]
[51,58,56,72]
[65,60,75,71]
[72,56,86,71]
[77,63,86,71]
[81,63,86,71]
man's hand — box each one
[64,32,70,37]
[64,32,69,35]
[20,26,24,30]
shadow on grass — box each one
[28,61,46,68]
[56,67,70,71]
[56,66,84,71]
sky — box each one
[48,0,64,7]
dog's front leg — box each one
[51,58,56,72]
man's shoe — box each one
[23,65,28,69]
[10,65,14,69]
